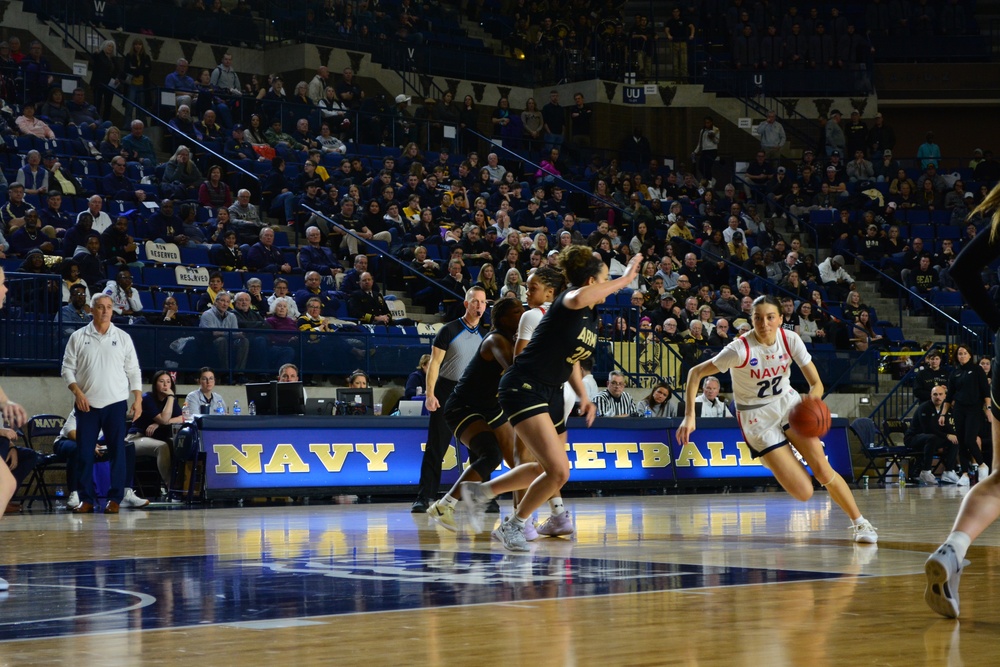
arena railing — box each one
[0,273,435,384]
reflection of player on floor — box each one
[677,295,878,544]
[0,267,30,592]
[461,247,644,551]
[427,298,524,531]
[925,186,1000,618]
[512,266,575,539]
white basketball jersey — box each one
[711,329,812,406]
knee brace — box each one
[467,430,502,480]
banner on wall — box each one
[198,416,852,495]
[622,86,646,105]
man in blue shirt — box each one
[121,120,156,170]
[164,58,197,108]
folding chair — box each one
[849,417,909,485]
[20,414,67,511]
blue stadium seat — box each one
[180,246,212,266]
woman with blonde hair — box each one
[500,267,527,303]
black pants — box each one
[910,433,957,471]
[415,378,458,501]
[953,404,985,473]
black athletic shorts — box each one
[444,395,506,441]
[497,369,567,435]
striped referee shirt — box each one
[593,390,639,417]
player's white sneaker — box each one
[957,473,970,487]
[537,511,575,537]
[925,544,970,618]
[492,515,530,552]
[459,482,491,533]
[941,470,960,485]
[0,577,7,591]
[919,470,938,485]
[978,463,990,479]
[852,518,878,544]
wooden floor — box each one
[0,484,996,666]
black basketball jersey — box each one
[453,332,506,408]
[512,290,597,387]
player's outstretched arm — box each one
[565,253,644,310]
[800,361,824,399]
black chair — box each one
[850,417,909,486]
[21,414,67,511]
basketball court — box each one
[0,486,994,665]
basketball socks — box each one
[510,514,527,528]
[944,531,972,562]
[852,515,868,527]
[549,497,566,516]
[441,495,457,508]
[479,484,497,500]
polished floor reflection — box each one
[1,485,999,666]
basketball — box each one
[789,396,832,438]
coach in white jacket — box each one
[61,293,142,514]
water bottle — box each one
[644,407,653,419]
[182,404,192,422]
[232,400,241,416]
[416,386,423,396]
[55,486,65,499]
[215,399,225,415]
[249,401,256,416]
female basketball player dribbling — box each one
[426,298,524,531]
[925,183,1000,618]
[461,247,643,551]
[676,295,878,544]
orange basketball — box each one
[789,396,831,438]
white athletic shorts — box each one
[735,390,802,458]
[562,382,577,424]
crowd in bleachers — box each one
[0,11,998,388]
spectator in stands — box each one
[13,150,47,198]
[90,40,119,119]
[294,270,339,316]
[121,120,156,170]
[228,188,265,239]
[706,317,731,347]
[147,199,186,246]
[850,310,884,352]
[101,268,144,321]
[872,149,899,182]
[867,112,895,158]
[9,211,55,257]
[795,301,826,344]
[348,271,394,324]
[39,88,72,128]
[297,225,342,280]
[0,183,34,235]
[101,156,146,204]
[825,109,846,157]
[693,376,732,417]
[844,110,868,157]
[818,254,854,303]
[974,150,1000,183]
[341,254,369,295]
[500,267,526,303]
[846,149,874,183]
[200,290,248,376]
[909,385,961,486]
[164,58,197,108]
[162,146,203,200]
[210,53,241,97]
[593,371,639,418]
[185,367,227,416]
[918,162,948,196]
[15,102,54,140]
[917,131,942,170]
[195,165,231,210]
[122,39,152,123]
[58,282,91,335]
[247,227,292,274]
[194,272,226,312]
[100,215,138,270]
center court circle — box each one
[0,583,156,626]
